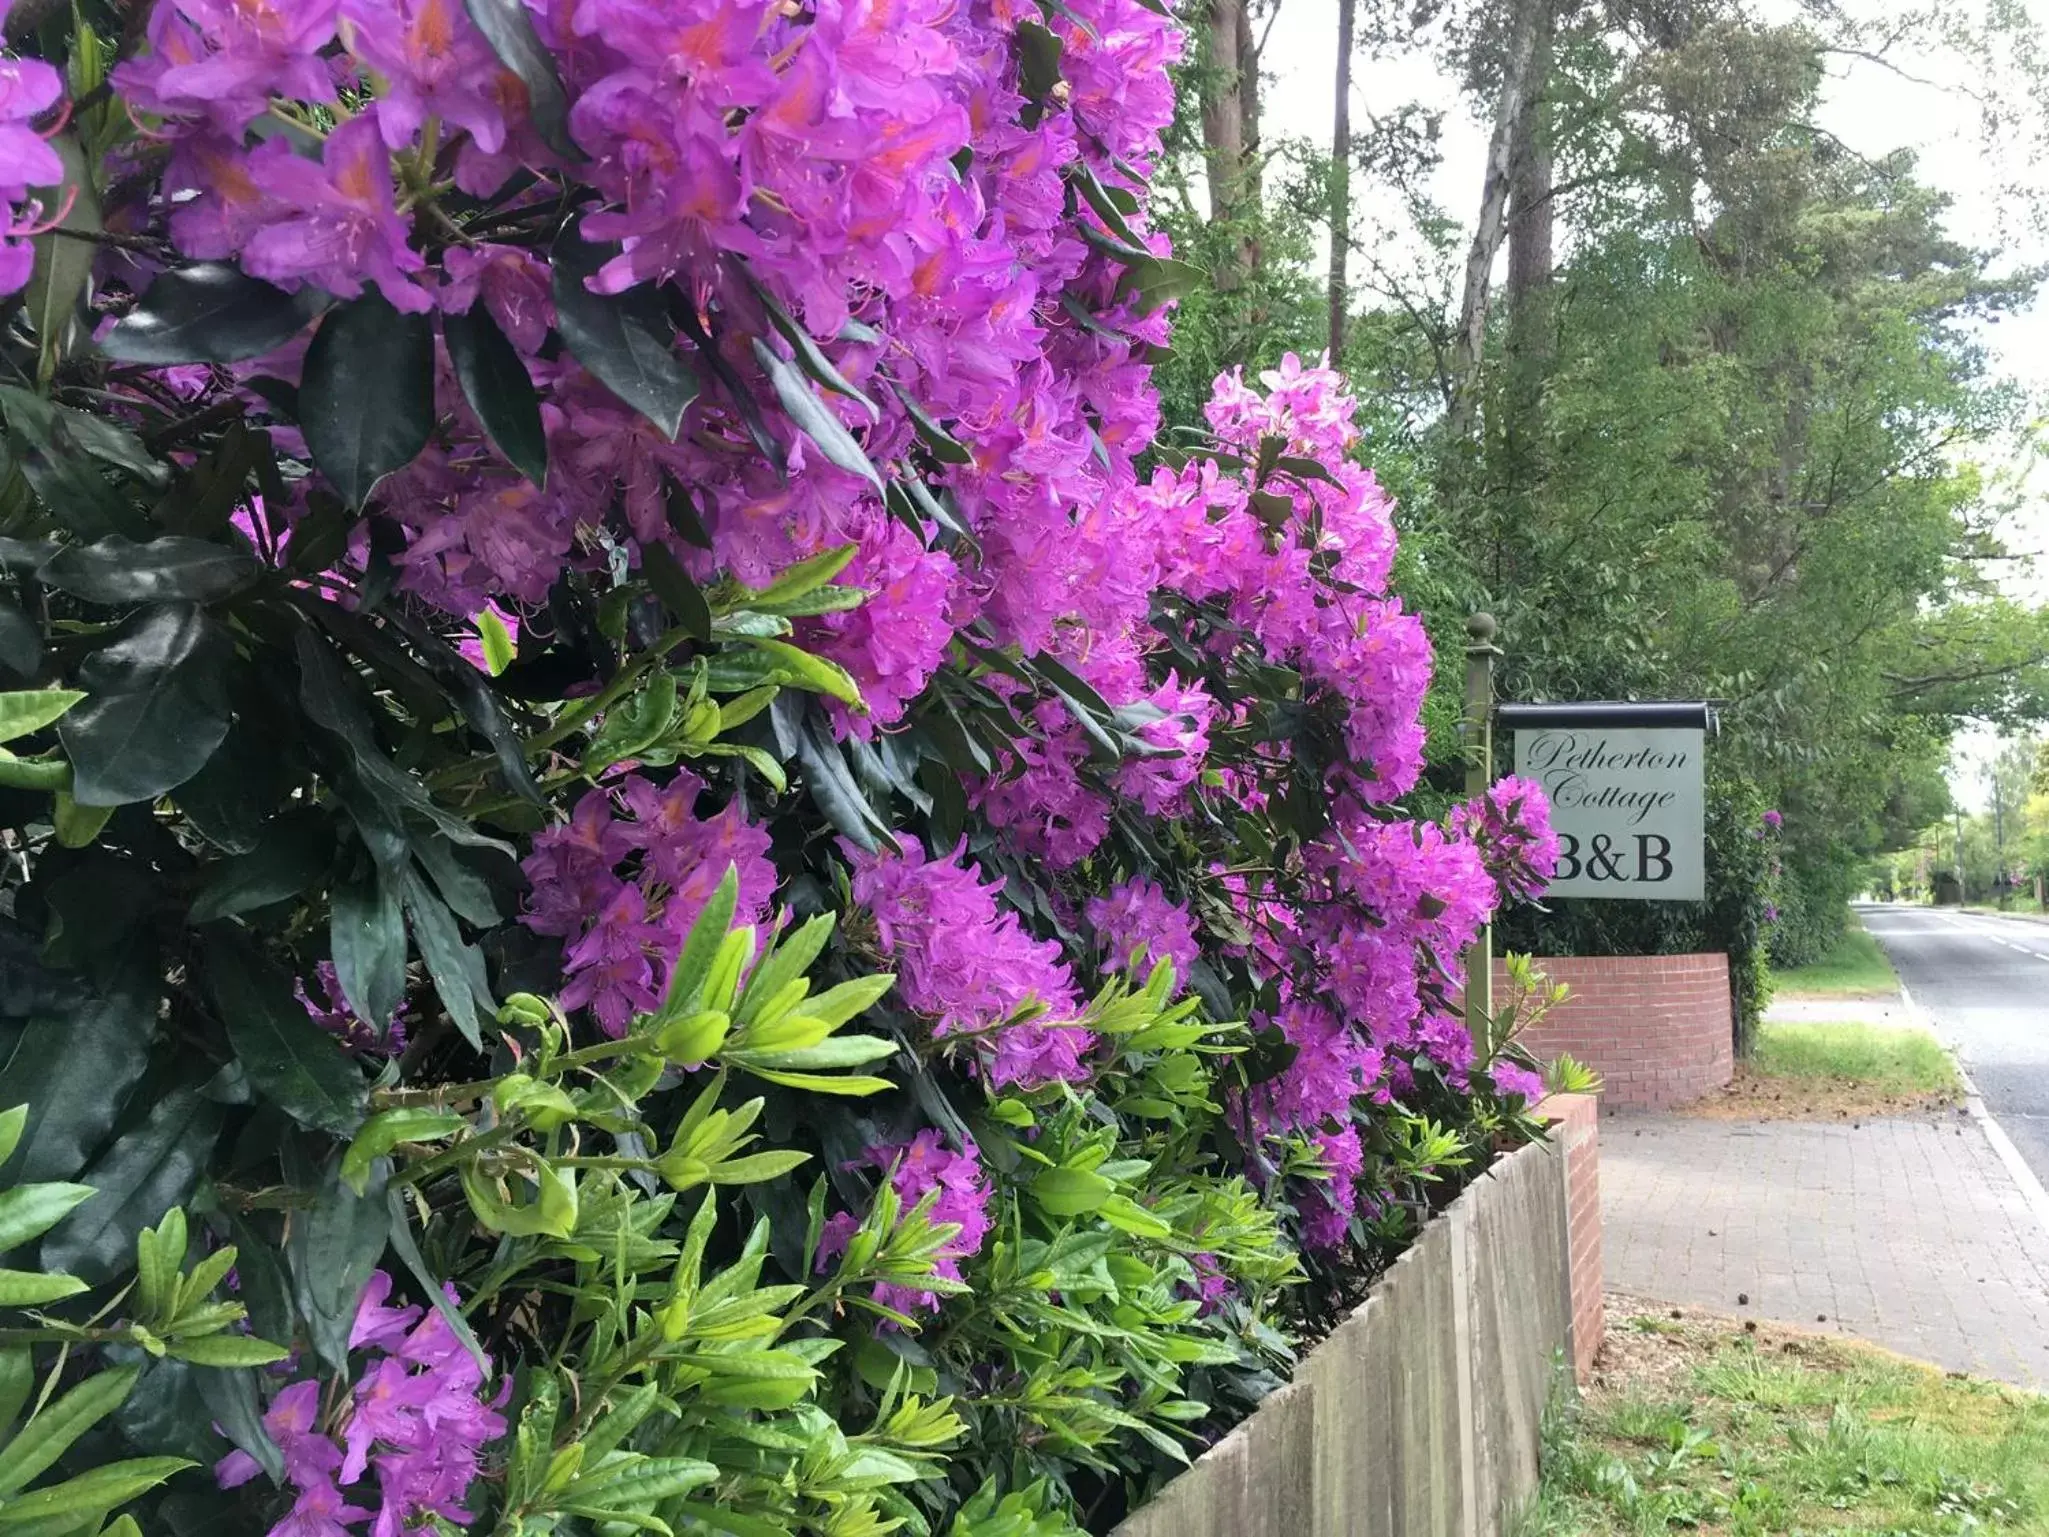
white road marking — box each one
[1898,982,2049,1245]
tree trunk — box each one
[1505,4,1555,322]
[1447,0,1546,437]
[1201,0,1264,283]
[1203,0,1248,223]
[1327,0,1355,363]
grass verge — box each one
[1685,1022,1962,1121]
[1771,921,1899,998]
[1517,1298,2049,1536]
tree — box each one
[1329,0,1357,358]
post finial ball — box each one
[1466,612,1498,643]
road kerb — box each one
[1898,980,2049,1244]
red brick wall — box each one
[1504,953,1732,1111]
[1538,1092,1603,1385]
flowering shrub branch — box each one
[0,0,1568,1528]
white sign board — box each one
[1513,726,1705,901]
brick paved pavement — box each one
[1602,1112,2049,1387]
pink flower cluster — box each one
[1449,775,1561,905]
[218,1272,504,1535]
[1225,775,1563,1247]
[845,836,1092,1089]
[116,0,1185,733]
[817,1130,993,1318]
[297,960,409,1055]
[0,17,66,295]
[1489,1060,1546,1104]
[520,773,777,1036]
[1086,877,1199,986]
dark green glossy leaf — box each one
[886,478,978,549]
[299,289,435,508]
[399,868,493,1050]
[193,1364,282,1486]
[1069,162,1145,247]
[794,716,896,854]
[186,809,331,922]
[1274,453,1341,487]
[758,289,878,421]
[114,1360,230,1469]
[751,338,882,491]
[0,390,152,539]
[462,0,575,160]
[330,869,407,1034]
[293,628,512,856]
[0,952,154,1184]
[1018,20,1063,101]
[446,303,548,487]
[101,263,327,365]
[1028,652,1114,719]
[1114,254,1206,314]
[0,388,165,486]
[640,540,711,642]
[0,600,37,677]
[59,603,233,806]
[225,1215,294,1347]
[205,930,366,1138]
[42,1085,222,1284]
[889,384,972,465]
[1076,219,1153,266]
[155,421,268,539]
[410,834,503,928]
[1058,291,1129,341]
[552,219,700,440]
[384,1188,490,1373]
[171,724,283,855]
[287,1160,388,1373]
[666,478,714,550]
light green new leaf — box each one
[705,1150,813,1184]
[729,1035,899,1071]
[741,638,862,706]
[1030,1168,1115,1218]
[567,1456,719,1509]
[0,1272,86,1307]
[0,1367,138,1498]
[0,692,85,748]
[0,1185,94,1254]
[797,975,896,1030]
[738,1069,893,1097]
[164,1335,291,1368]
[475,609,516,676]
[341,1109,466,1196]
[0,1456,192,1527]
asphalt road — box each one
[1860,903,2049,1186]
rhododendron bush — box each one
[0,0,1562,1528]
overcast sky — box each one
[1254,2,2049,809]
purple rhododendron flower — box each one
[521,773,778,1037]
[846,835,1094,1089]
[0,53,63,295]
[241,115,430,311]
[1449,775,1560,906]
[1086,876,1199,986]
[1489,1059,1546,1105]
[220,1272,504,1537]
[298,961,408,1055]
[817,1130,993,1318]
